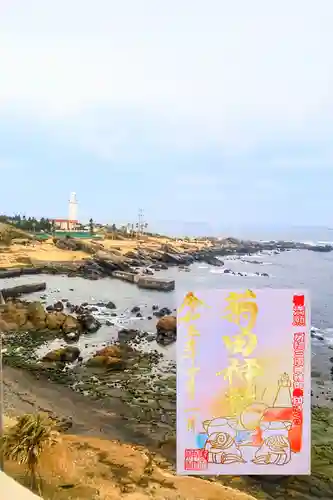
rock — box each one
[63,331,80,342]
[118,329,139,341]
[46,312,67,330]
[131,306,140,313]
[43,349,63,362]
[156,330,176,346]
[62,315,79,333]
[8,308,28,327]
[152,304,159,310]
[156,315,177,345]
[2,302,16,314]
[3,321,18,331]
[154,307,172,317]
[105,357,126,370]
[23,321,34,331]
[61,346,80,362]
[53,301,64,312]
[78,314,101,334]
[46,305,54,312]
[95,345,122,357]
[105,301,116,309]
[136,312,142,317]
[156,315,176,333]
[57,417,73,432]
[32,319,47,330]
[43,347,80,363]
[0,319,9,331]
[86,355,107,367]
[86,355,125,370]
[27,301,46,323]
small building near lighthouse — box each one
[51,218,79,231]
[51,192,79,231]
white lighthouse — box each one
[68,192,78,230]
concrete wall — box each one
[136,276,175,291]
[111,271,136,283]
[0,472,42,499]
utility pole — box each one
[136,208,144,240]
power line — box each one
[136,208,148,239]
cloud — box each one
[0,1,332,134]
[0,0,333,229]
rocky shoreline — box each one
[1,297,177,448]
[0,236,331,283]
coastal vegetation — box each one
[0,214,53,232]
[1,413,58,494]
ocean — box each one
[2,229,333,406]
[1,242,333,352]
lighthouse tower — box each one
[273,373,292,408]
[68,192,78,230]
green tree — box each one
[89,218,94,236]
[45,218,52,232]
[1,413,58,494]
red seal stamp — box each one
[184,449,208,471]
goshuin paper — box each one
[176,289,311,475]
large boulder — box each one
[62,315,79,333]
[0,301,28,328]
[0,318,18,331]
[156,315,176,333]
[1,307,28,327]
[27,301,46,324]
[86,344,127,370]
[156,315,177,346]
[45,312,67,330]
[12,308,28,327]
[0,300,82,336]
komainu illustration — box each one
[205,431,246,464]
[252,434,292,465]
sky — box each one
[0,0,332,236]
